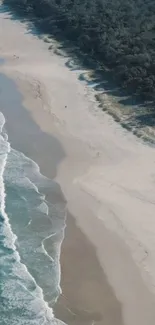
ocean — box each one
[0,104,66,323]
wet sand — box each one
[55,212,122,325]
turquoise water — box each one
[0,98,66,324]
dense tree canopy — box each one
[4,0,155,104]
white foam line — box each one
[0,113,55,323]
[41,232,57,263]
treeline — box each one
[4,0,155,104]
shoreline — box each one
[1,5,155,325]
[0,73,124,325]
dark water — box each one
[0,72,66,325]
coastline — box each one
[1,5,155,325]
[0,73,124,325]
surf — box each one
[0,111,66,325]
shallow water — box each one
[0,72,66,324]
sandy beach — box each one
[1,3,155,325]
[0,71,123,325]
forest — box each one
[4,0,155,105]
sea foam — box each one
[0,112,66,325]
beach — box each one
[1,3,155,325]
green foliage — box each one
[5,0,155,103]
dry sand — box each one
[1,4,155,325]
